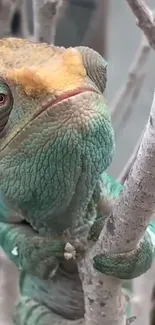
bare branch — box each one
[78,91,155,325]
[111,36,151,121]
[126,0,155,50]
[32,0,64,43]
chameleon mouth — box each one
[33,87,99,119]
[0,87,99,152]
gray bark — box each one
[78,91,155,325]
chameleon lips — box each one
[33,87,99,119]
[43,87,99,108]
[0,87,99,151]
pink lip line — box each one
[0,87,99,150]
[33,87,99,119]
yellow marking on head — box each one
[7,67,47,96]
[7,48,86,97]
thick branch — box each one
[103,94,155,252]
[78,92,155,325]
[126,0,155,50]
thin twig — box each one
[126,0,155,50]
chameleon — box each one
[0,37,154,324]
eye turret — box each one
[76,46,107,93]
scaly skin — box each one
[0,38,114,273]
[0,38,154,324]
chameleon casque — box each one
[0,38,154,325]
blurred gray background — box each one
[107,0,155,177]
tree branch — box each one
[32,0,64,43]
[78,91,155,325]
[126,0,155,50]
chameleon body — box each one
[0,38,154,324]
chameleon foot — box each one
[93,232,153,279]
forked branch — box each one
[126,0,155,50]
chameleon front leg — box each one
[0,222,65,279]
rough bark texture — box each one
[78,91,155,325]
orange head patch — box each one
[6,48,86,97]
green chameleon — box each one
[0,38,154,325]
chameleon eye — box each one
[0,94,7,105]
[0,80,13,134]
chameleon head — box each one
[0,38,114,231]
